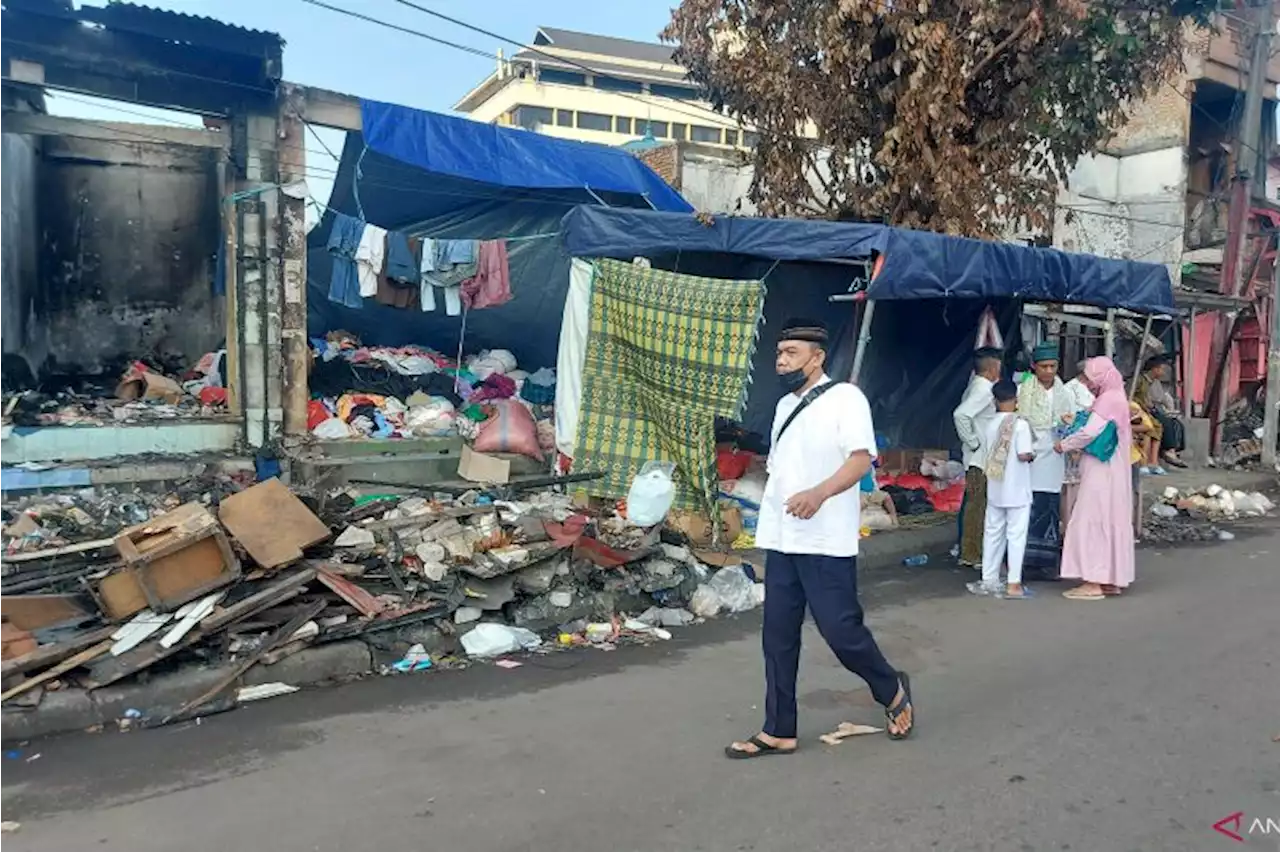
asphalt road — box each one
[3,525,1279,852]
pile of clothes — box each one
[307,332,558,455]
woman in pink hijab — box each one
[1054,357,1135,600]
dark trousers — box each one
[1154,411,1185,452]
[762,551,900,739]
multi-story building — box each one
[454,26,754,151]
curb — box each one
[1,641,372,743]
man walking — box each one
[953,348,1003,567]
[725,319,914,759]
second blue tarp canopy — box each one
[560,206,1176,315]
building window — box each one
[671,123,688,141]
[648,121,670,138]
[540,69,588,87]
[512,106,554,130]
[742,131,759,148]
[691,125,722,144]
[595,76,644,94]
[577,111,612,132]
[650,83,699,100]
[615,116,634,134]
[724,129,739,146]
[556,109,573,127]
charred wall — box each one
[25,133,223,378]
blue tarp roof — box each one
[360,100,692,213]
[560,206,1176,314]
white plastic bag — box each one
[707,565,758,613]
[460,623,542,658]
[689,585,722,618]
[312,417,352,439]
[627,461,677,527]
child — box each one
[968,380,1035,599]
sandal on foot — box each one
[724,735,797,760]
[1063,586,1104,600]
[1101,584,1123,597]
[885,673,914,741]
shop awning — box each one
[560,206,1176,315]
[359,100,691,213]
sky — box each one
[47,0,678,213]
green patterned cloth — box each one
[572,258,764,514]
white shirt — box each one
[355,224,387,298]
[953,375,997,470]
[982,413,1033,508]
[755,377,877,558]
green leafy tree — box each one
[663,0,1217,236]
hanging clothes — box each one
[375,270,420,309]
[420,238,476,316]
[326,213,365,309]
[462,240,512,310]
[355,223,388,298]
[384,231,420,287]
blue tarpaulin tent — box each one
[306,102,690,372]
[558,206,1176,448]
[560,206,1176,315]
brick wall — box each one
[1103,81,1192,156]
[634,143,681,190]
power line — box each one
[298,0,752,134]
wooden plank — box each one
[1,640,112,704]
[159,593,224,648]
[0,594,91,631]
[82,568,317,690]
[1,538,114,564]
[0,626,116,679]
[217,478,330,570]
[163,600,326,724]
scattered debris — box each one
[460,624,542,658]
[237,683,300,702]
[819,722,884,746]
[391,644,433,673]
[493,659,523,669]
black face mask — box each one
[779,366,809,392]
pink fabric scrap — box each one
[462,240,512,310]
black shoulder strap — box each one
[775,381,838,445]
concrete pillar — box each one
[277,86,311,443]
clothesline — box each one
[303,196,559,243]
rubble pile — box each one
[1,474,762,725]
[1215,393,1274,469]
[2,356,229,428]
[1145,483,1274,543]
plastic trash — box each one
[1150,503,1179,518]
[689,585,723,618]
[392,643,433,673]
[460,623,542,658]
[707,565,757,613]
[334,526,376,548]
[626,461,677,527]
[312,417,352,440]
[637,606,696,628]
[585,622,614,643]
[1216,529,1236,541]
[902,554,929,567]
[454,606,483,625]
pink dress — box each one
[1057,411,1135,587]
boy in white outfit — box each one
[968,380,1035,600]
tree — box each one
[663,0,1217,236]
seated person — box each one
[1133,355,1186,468]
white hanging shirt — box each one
[755,376,877,558]
[982,413,1034,509]
[354,223,387,298]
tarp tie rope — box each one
[353,144,369,222]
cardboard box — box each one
[100,503,240,620]
[667,504,743,547]
[115,364,183,404]
[0,594,90,631]
[458,445,510,484]
[1,622,38,660]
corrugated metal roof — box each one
[78,2,283,54]
[533,26,675,65]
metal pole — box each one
[1128,313,1155,399]
[1263,257,1280,466]
[1184,308,1196,420]
[850,300,877,384]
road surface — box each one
[3,525,1278,852]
